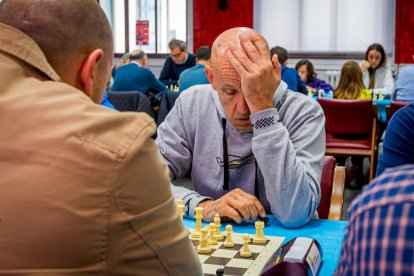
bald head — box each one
[0,0,113,76]
[211,27,270,68]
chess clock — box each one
[260,237,322,276]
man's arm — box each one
[250,101,325,228]
[227,31,324,228]
[156,99,212,218]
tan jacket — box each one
[0,23,202,275]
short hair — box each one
[121,53,131,62]
[270,46,288,64]
[196,46,211,61]
[130,51,147,61]
[168,39,187,51]
[365,43,387,69]
[295,59,317,82]
[0,0,113,74]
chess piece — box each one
[197,228,211,254]
[253,221,266,244]
[208,223,218,245]
[214,214,223,240]
[223,224,235,248]
[216,268,224,276]
[191,207,203,238]
[177,199,184,220]
[240,234,252,257]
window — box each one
[254,0,396,55]
[100,0,187,55]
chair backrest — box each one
[387,101,410,121]
[108,91,154,118]
[318,156,346,220]
[318,98,374,137]
[318,156,336,219]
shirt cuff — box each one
[250,108,280,136]
[184,194,213,219]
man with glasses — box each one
[159,39,196,87]
[156,28,325,228]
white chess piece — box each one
[240,234,252,257]
[207,222,218,245]
[191,207,203,238]
[197,228,211,254]
[253,221,266,244]
[214,214,223,240]
[177,199,184,220]
[223,225,235,248]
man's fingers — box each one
[239,31,269,60]
[221,205,243,224]
[226,47,249,75]
[234,189,266,218]
[228,199,251,222]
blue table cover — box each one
[183,216,347,275]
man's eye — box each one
[223,89,237,95]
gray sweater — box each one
[156,82,325,228]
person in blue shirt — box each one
[392,55,414,102]
[270,46,307,95]
[376,103,414,176]
[178,46,211,91]
[159,39,196,86]
[111,49,168,96]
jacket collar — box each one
[0,23,61,82]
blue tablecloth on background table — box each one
[183,216,347,276]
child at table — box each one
[334,61,372,100]
[296,59,333,93]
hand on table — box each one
[197,188,266,224]
[226,31,281,114]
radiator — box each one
[325,70,341,89]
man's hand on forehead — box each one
[226,32,280,114]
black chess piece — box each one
[216,268,224,276]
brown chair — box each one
[387,101,410,121]
[318,98,377,181]
[318,156,346,220]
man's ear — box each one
[205,65,216,89]
[283,60,288,67]
[79,49,104,98]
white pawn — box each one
[253,221,266,244]
[214,214,223,240]
[197,228,211,254]
[207,222,218,245]
[191,207,203,238]
[177,199,184,220]
[240,234,252,258]
[223,225,235,248]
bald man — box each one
[112,49,168,96]
[156,28,325,228]
[0,0,201,274]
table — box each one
[183,216,347,275]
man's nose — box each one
[236,93,249,115]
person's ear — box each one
[79,49,104,100]
[283,60,288,67]
[205,65,216,89]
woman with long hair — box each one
[360,43,394,95]
[334,61,372,100]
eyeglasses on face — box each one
[171,51,183,58]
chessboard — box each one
[189,230,285,276]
